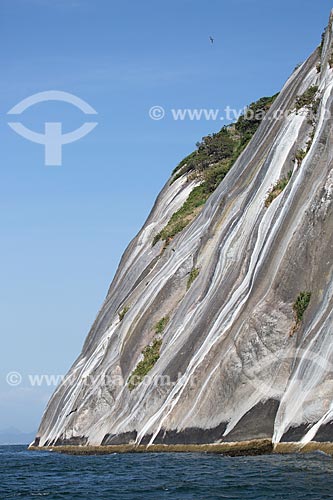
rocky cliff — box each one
[33,11,333,451]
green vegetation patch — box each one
[187,267,200,290]
[171,127,236,186]
[295,149,307,166]
[154,316,169,334]
[293,291,311,324]
[128,338,162,391]
[154,94,279,247]
[128,315,170,391]
[118,306,129,322]
[265,171,292,208]
[235,94,278,148]
[295,86,319,112]
[171,151,197,181]
[153,185,210,245]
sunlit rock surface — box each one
[34,12,333,449]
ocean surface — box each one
[1,445,333,499]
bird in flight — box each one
[209,36,214,44]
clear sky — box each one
[0,0,331,435]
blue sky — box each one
[0,0,331,435]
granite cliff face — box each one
[34,13,333,450]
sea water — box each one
[1,445,333,499]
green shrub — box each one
[196,127,235,163]
[295,86,319,112]
[187,267,200,289]
[118,306,129,322]
[152,233,162,246]
[295,149,307,166]
[128,338,162,391]
[202,160,231,194]
[265,171,292,208]
[293,291,311,324]
[235,94,279,147]
[154,316,169,334]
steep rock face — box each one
[35,12,333,448]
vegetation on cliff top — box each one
[153,94,279,247]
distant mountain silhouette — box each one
[0,427,36,445]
